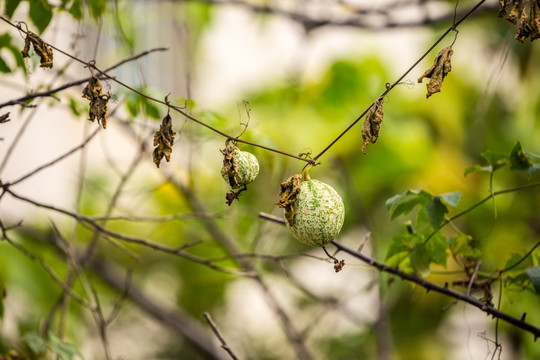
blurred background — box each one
[0,0,539,359]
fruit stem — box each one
[302,164,313,181]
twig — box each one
[258,212,286,225]
[4,188,251,276]
[203,312,240,360]
[0,219,90,307]
[330,240,540,339]
[4,127,100,187]
[88,258,228,360]
[0,47,169,109]
[466,261,482,296]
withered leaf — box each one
[530,0,540,40]
[498,0,540,42]
[21,31,53,68]
[82,76,109,129]
[0,112,10,123]
[418,46,453,98]
[498,0,510,18]
[225,185,247,206]
[220,143,240,189]
[152,114,175,168]
[361,100,384,154]
[277,174,302,226]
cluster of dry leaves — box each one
[21,31,53,68]
[12,3,538,167]
[499,0,540,42]
[82,76,110,129]
[152,114,176,168]
[278,174,302,226]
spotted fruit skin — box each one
[285,179,345,247]
[221,148,259,188]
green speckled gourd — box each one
[280,170,345,247]
[221,146,259,189]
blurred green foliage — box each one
[1,0,539,359]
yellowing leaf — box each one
[82,76,109,129]
[152,114,175,168]
[418,46,453,98]
[21,31,53,68]
[361,99,384,154]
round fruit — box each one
[221,146,259,189]
[285,178,345,247]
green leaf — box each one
[410,245,431,276]
[22,332,47,354]
[464,164,492,176]
[47,331,83,360]
[439,191,461,208]
[525,266,540,293]
[0,33,26,74]
[386,189,432,220]
[509,140,532,172]
[88,0,108,19]
[429,232,448,267]
[69,0,83,20]
[448,234,481,260]
[68,97,84,117]
[504,253,533,273]
[425,196,448,228]
[29,0,53,33]
[0,56,10,73]
[385,233,422,267]
[142,98,161,119]
[528,163,540,178]
[125,95,140,118]
[481,151,508,172]
[0,275,4,320]
[4,0,22,18]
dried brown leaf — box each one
[530,0,540,40]
[152,114,175,168]
[498,0,510,18]
[498,0,540,42]
[82,76,109,129]
[277,174,302,226]
[418,46,453,98]
[21,31,53,68]
[220,143,240,189]
[361,100,384,154]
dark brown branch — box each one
[330,240,540,340]
[257,211,540,339]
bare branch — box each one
[203,312,240,360]
[331,240,540,339]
